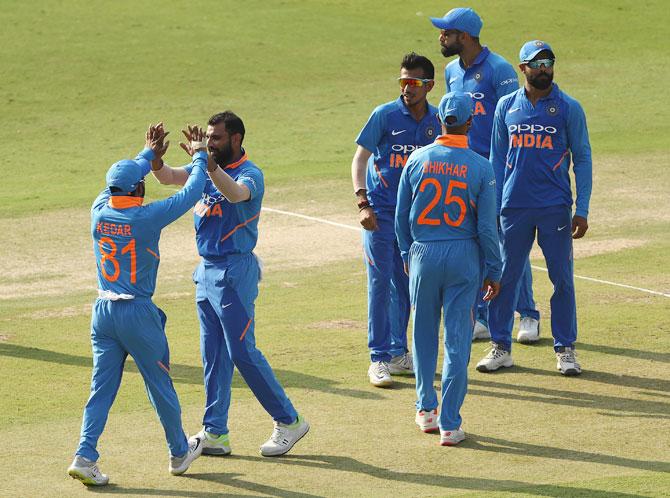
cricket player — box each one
[430,7,540,342]
[151,112,309,458]
[68,125,208,486]
[396,91,501,445]
[477,40,592,375]
[352,52,440,387]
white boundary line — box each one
[262,207,670,299]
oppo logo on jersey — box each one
[465,92,486,115]
[390,143,422,169]
[508,123,556,149]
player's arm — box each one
[208,165,251,203]
[394,162,414,275]
[353,106,385,231]
[351,145,377,231]
[477,162,503,300]
[566,100,593,239]
[489,99,510,215]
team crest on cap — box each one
[546,104,559,116]
[474,72,482,81]
[425,126,435,138]
[535,40,545,47]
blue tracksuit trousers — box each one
[77,298,188,461]
[362,210,410,362]
[476,230,539,326]
[409,239,479,431]
[194,254,297,436]
[489,206,577,351]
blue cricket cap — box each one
[105,160,144,193]
[430,8,482,37]
[519,40,555,63]
[438,91,474,127]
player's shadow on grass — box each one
[578,342,670,364]
[469,378,670,418]
[86,482,265,497]
[508,364,670,393]
[186,473,321,498]
[0,343,382,400]
[232,454,650,497]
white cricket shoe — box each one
[388,352,414,375]
[476,344,513,372]
[368,361,393,387]
[556,347,582,376]
[67,455,109,486]
[415,409,439,433]
[194,428,232,455]
[440,428,465,446]
[260,415,310,457]
[169,435,203,475]
[517,317,540,343]
[472,320,491,341]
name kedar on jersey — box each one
[508,123,557,150]
[96,222,132,236]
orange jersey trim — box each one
[552,150,570,171]
[220,212,261,242]
[373,163,389,188]
[435,134,469,149]
[239,318,253,341]
[109,196,143,209]
[224,152,249,170]
[157,360,170,374]
[146,248,160,260]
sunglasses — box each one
[398,77,433,88]
[526,58,555,69]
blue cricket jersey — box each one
[184,151,264,258]
[356,97,440,214]
[395,135,502,282]
[444,47,518,158]
[490,84,593,218]
[91,149,208,298]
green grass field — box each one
[1,0,669,496]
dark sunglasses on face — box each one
[398,77,433,88]
[526,58,555,69]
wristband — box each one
[357,199,371,211]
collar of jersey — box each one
[223,150,248,170]
[108,196,144,209]
[435,134,469,148]
[460,46,490,70]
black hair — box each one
[208,111,245,144]
[401,52,435,80]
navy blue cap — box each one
[106,160,144,193]
[438,91,474,127]
[430,8,482,37]
[519,40,555,62]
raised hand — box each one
[180,125,207,156]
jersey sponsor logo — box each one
[508,123,557,149]
[500,78,516,86]
[194,201,224,217]
[389,143,424,169]
[391,129,406,136]
[508,107,521,114]
[96,222,132,237]
[465,92,486,115]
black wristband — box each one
[357,199,371,211]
